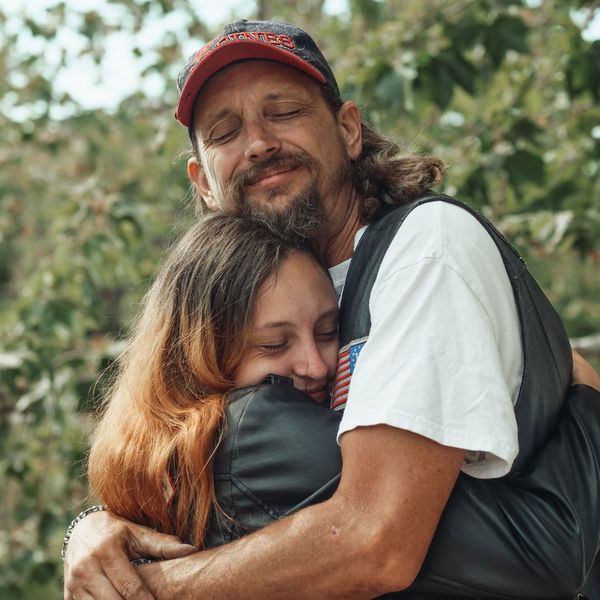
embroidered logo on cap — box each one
[194,32,296,64]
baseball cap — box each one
[175,19,341,127]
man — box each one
[64,20,600,599]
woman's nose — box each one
[293,341,329,382]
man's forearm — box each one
[139,426,464,600]
[139,496,386,600]
[139,387,600,599]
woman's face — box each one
[233,251,339,404]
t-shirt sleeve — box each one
[337,202,520,479]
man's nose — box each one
[244,121,281,162]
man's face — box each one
[187,60,362,237]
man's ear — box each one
[187,156,219,211]
[336,101,362,161]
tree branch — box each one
[571,333,600,357]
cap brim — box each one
[175,41,327,127]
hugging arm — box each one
[205,382,600,598]
[64,377,600,599]
[67,384,466,600]
[135,385,465,599]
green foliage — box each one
[0,1,598,596]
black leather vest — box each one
[338,193,572,472]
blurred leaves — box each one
[484,14,529,66]
[1,0,599,597]
[567,38,600,100]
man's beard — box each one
[240,183,325,239]
[223,152,328,239]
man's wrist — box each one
[61,504,106,561]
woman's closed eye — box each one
[257,341,288,353]
[315,318,338,341]
[317,328,338,339]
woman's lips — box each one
[306,387,328,404]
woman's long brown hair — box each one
[87,214,322,547]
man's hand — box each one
[572,350,600,391]
[63,510,195,600]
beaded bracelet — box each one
[61,504,106,561]
[131,558,157,567]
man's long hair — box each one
[188,87,444,222]
[323,87,444,222]
[351,122,444,222]
[87,214,324,547]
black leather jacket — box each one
[207,383,600,598]
[206,196,600,598]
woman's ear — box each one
[187,157,219,211]
[336,101,363,161]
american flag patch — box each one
[330,337,367,410]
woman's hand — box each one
[572,350,600,391]
[63,510,195,600]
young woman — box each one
[87,213,340,549]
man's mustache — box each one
[227,152,317,201]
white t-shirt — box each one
[332,202,523,479]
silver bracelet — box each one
[61,504,106,561]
